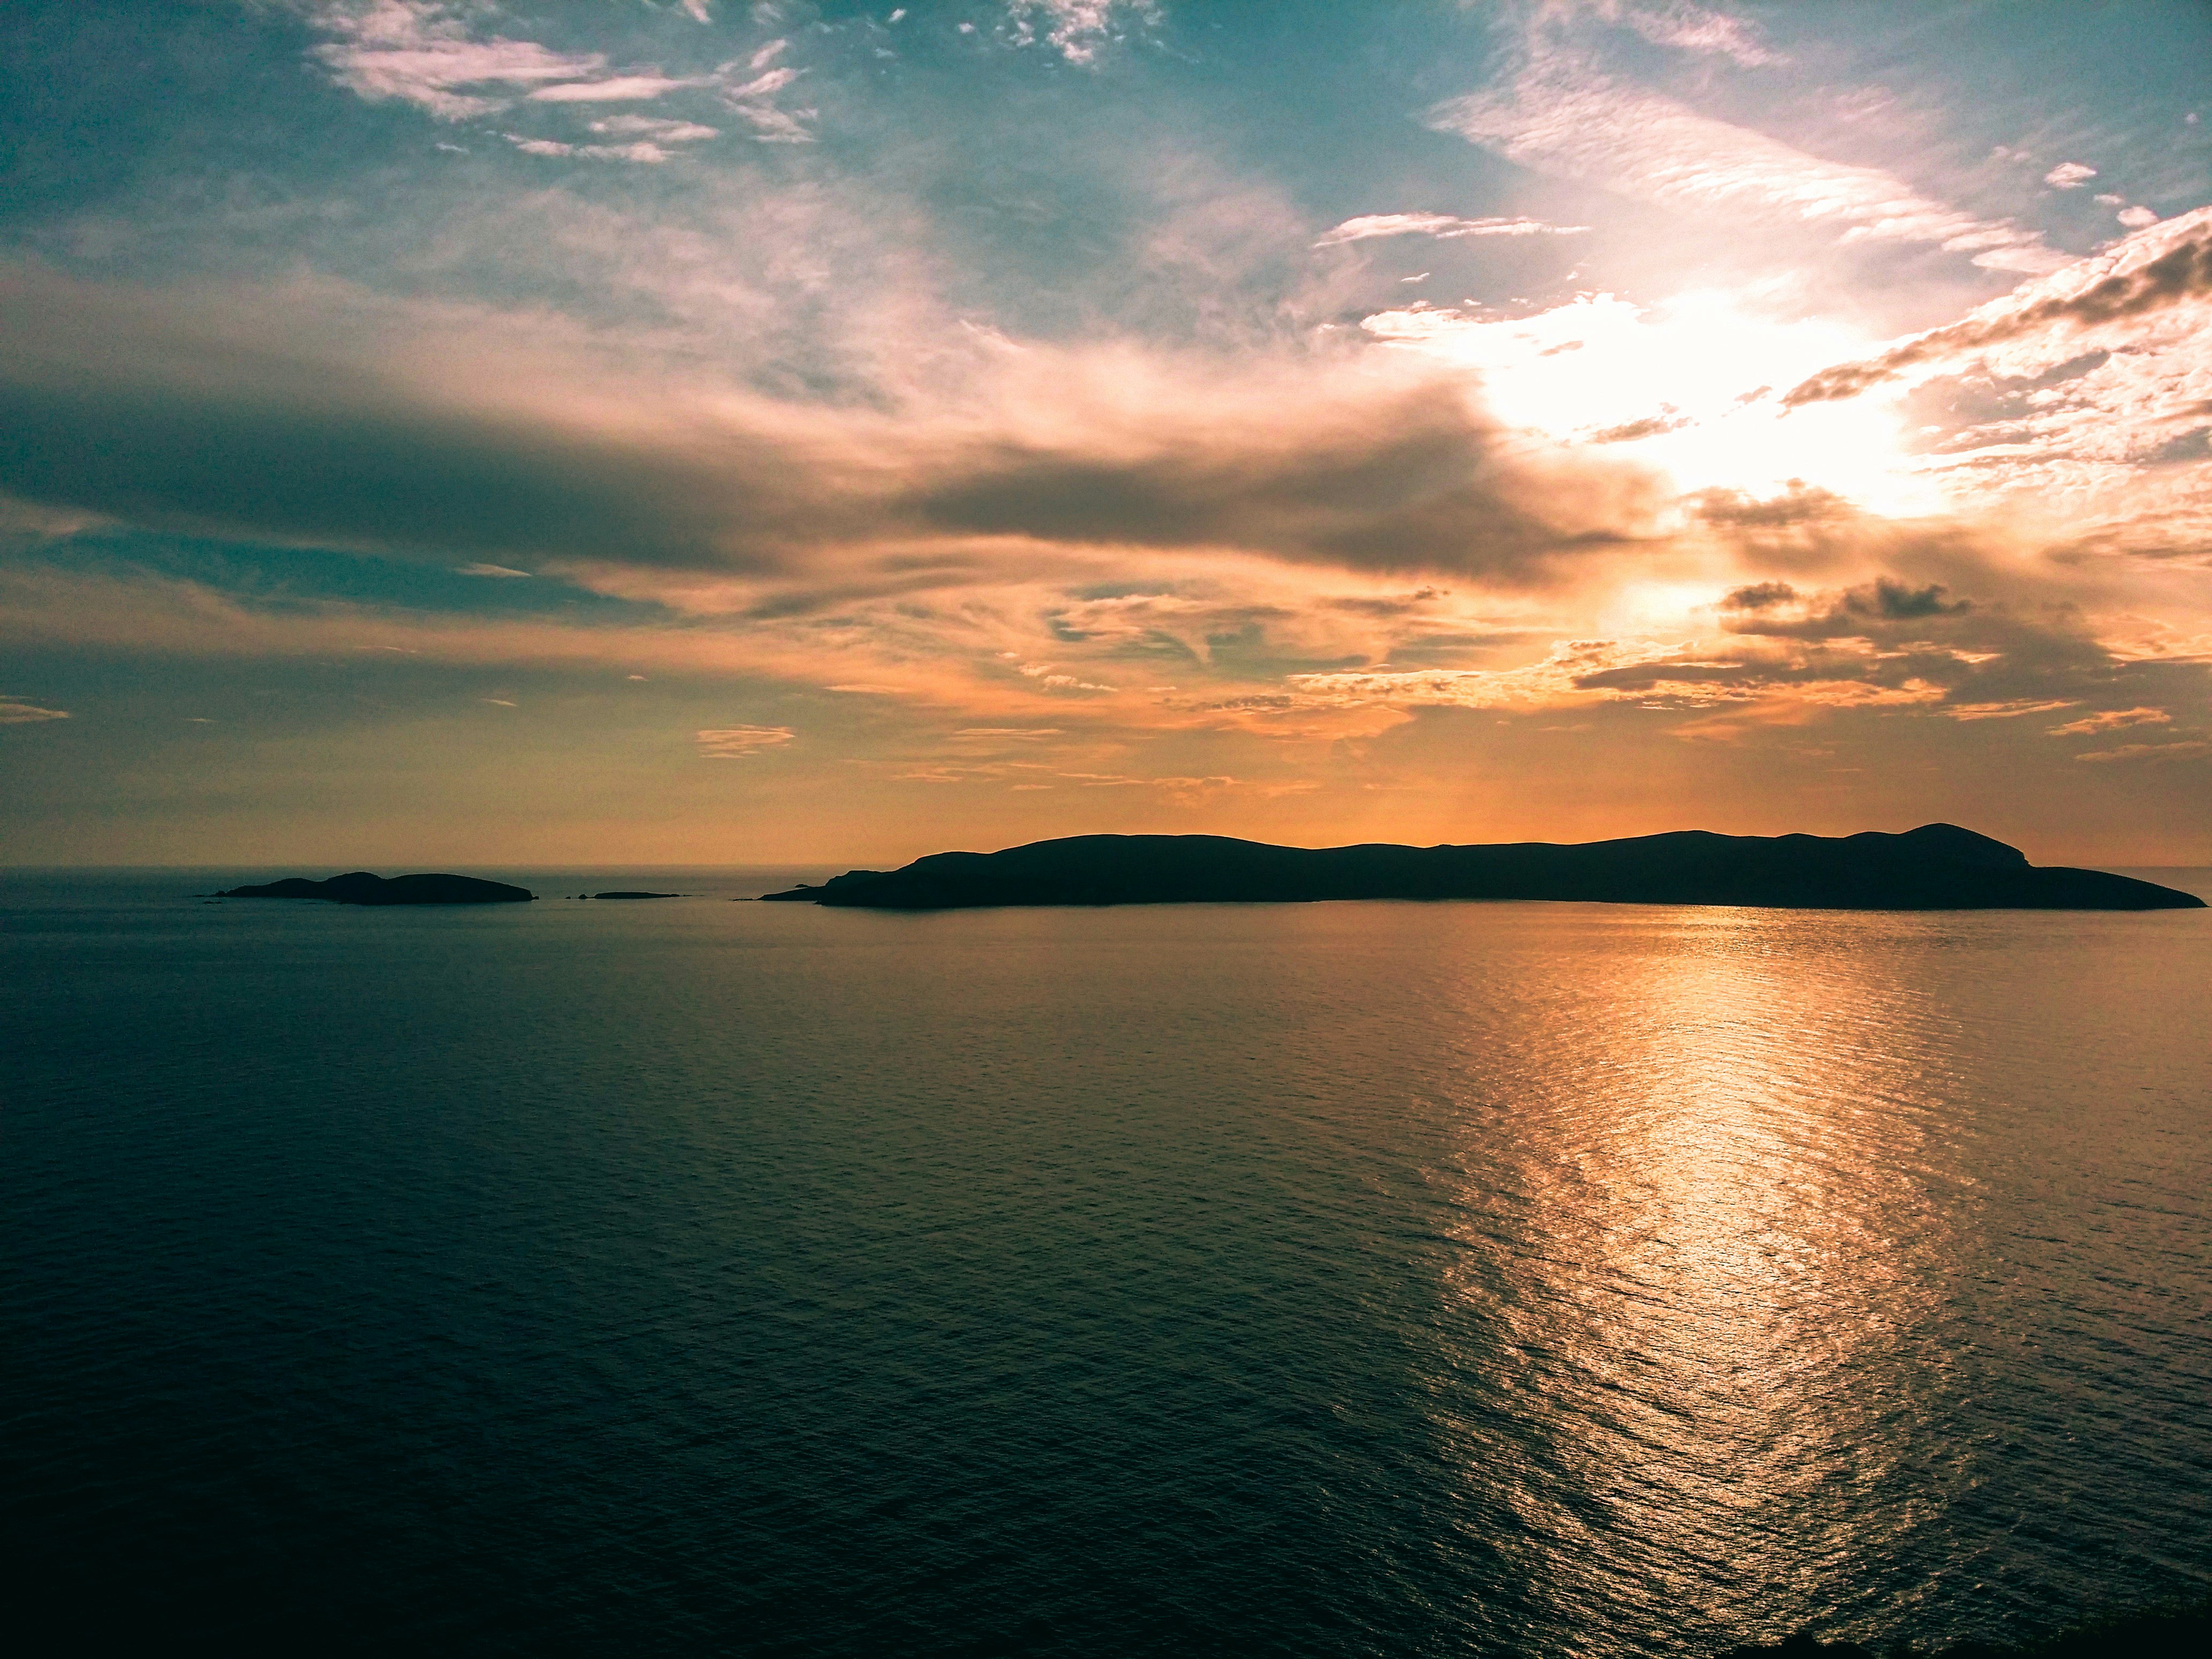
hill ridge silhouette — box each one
[760,824,2201,912]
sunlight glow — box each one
[1364,291,1945,517]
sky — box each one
[3,0,2210,866]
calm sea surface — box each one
[5,870,2209,1656]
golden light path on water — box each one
[1421,908,1987,1645]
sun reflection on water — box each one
[1428,908,1979,1647]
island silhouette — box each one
[759,825,2203,912]
[214,872,535,905]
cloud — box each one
[2076,738,2212,763]
[1006,1,1161,65]
[454,562,532,577]
[304,4,709,122]
[589,116,719,141]
[1314,213,1588,246]
[1430,62,2057,272]
[0,695,69,723]
[2118,205,2159,230]
[1942,699,2076,721]
[0,266,1661,585]
[530,75,693,103]
[2044,162,2097,189]
[304,2,614,121]
[696,724,795,757]
[1606,1,1784,68]
[718,59,813,141]
[1282,634,1954,724]
[1783,212,2212,406]
[1693,483,1853,527]
[2048,706,2170,736]
[507,134,681,162]
[1588,410,1691,443]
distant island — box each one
[586,891,681,900]
[759,825,2203,912]
[214,872,536,905]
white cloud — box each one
[505,134,671,163]
[530,74,693,102]
[0,695,70,724]
[697,724,795,757]
[718,59,812,141]
[305,2,611,120]
[305,4,703,120]
[2044,161,2098,189]
[588,116,719,142]
[454,562,532,577]
[1314,213,1588,247]
[1612,2,1784,68]
[680,0,713,21]
[1432,65,2060,272]
[1006,1,1160,66]
[2118,205,2160,229]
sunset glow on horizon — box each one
[4,1,2210,865]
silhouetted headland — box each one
[214,872,535,905]
[759,825,2203,912]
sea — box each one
[5,868,2209,1656]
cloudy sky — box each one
[4,0,2210,865]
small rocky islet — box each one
[213,872,534,905]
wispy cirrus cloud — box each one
[1430,51,2058,272]
[300,2,803,140]
[529,74,692,103]
[1604,0,1784,69]
[2076,738,2212,764]
[0,695,70,724]
[2050,706,2169,737]
[303,1,615,120]
[696,724,794,758]
[1314,213,1588,247]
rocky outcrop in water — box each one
[759,824,2204,913]
[214,872,535,905]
